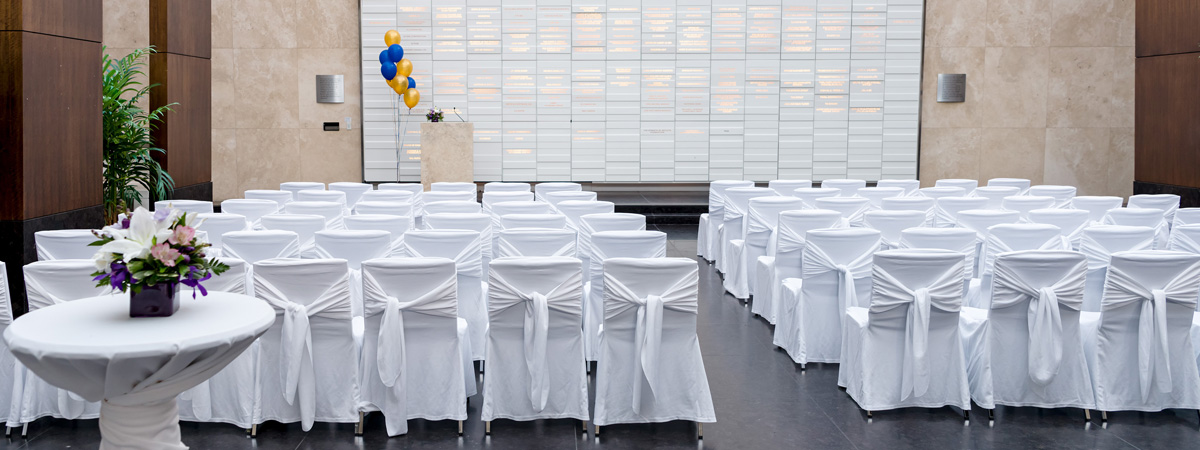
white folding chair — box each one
[400,230,488,361]
[296,189,348,210]
[196,213,249,254]
[154,199,213,215]
[592,257,715,432]
[220,199,280,229]
[496,229,577,258]
[987,178,1031,193]
[484,182,531,193]
[313,230,392,319]
[918,186,967,200]
[220,230,301,263]
[782,228,880,365]
[1027,185,1077,209]
[814,197,871,227]
[970,186,1021,210]
[1002,196,1055,222]
[793,187,842,208]
[579,213,647,281]
[1028,208,1090,249]
[838,249,970,416]
[1104,207,1170,249]
[251,258,357,432]
[933,197,989,228]
[33,230,97,260]
[1071,196,1125,224]
[534,182,582,202]
[864,210,926,250]
[856,187,905,209]
[285,201,345,230]
[1169,224,1200,255]
[543,191,599,211]
[881,197,936,226]
[423,191,477,204]
[702,180,755,260]
[359,257,469,436]
[732,197,806,300]
[424,213,494,271]
[354,201,413,217]
[15,261,107,426]
[935,179,979,194]
[0,263,17,428]
[431,182,477,194]
[483,257,589,428]
[757,210,844,324]
[1078,225,1156,312]
[1083,251,1200,414]
[500,214,567,230]
[875,179,920,196]
[424,200,482,215]
[718,187,778,274]
[821,179,866,195]
[259,215,324,258]
[960,250,1094,413]
[328,182,372,207]
[245,189,293,208]
[585,231,668,362]
[971,224,1067,309]
[280,182,325,196]
[482,191,534,211]
[768,179,811,196]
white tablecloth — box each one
[4,292,274,450]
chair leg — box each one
[20,423,27,438]
[594,424,600,437]
[4,426,9,437]
[1101,411,1108,422]
[485,421,491,435]
[458,420,463,436]
[963,410,969,422]
[355,411,365,436]
[697,422,704,439]
[581,420,588,434]
[799,364,806,371]
[865,411,872,419]
[988,409,995,421]
[250,424,257,438]
[1085,409,1091,421]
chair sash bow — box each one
[1078,233,1154,271]
[489,271,583,411]
[801,241,876,312]
[991,260,1086,386]
[869,262,965,400]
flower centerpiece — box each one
[425,106,444,122]
[90,206,229,317]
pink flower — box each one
[169,225,195,245]
[150,243,181,267]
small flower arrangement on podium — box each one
[426,106,444,122]
[90,207,229,317]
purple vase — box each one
[130,283,180,317]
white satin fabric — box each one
[344,214,413,258]
[312,230,392,319]
[220,231,301,265]
[500,213,566,230]
[1173,208,1200,230]
[718,187,777,274]
[484,182,531,193]
[220,199,280,230]
[821,179,867,195]
[917,186,967,200]
[1128,194,1180,227]
[354,201,414,217]
[296,189,350,216]
[285,201,346,230]
[483,258,588,421]
[987,178,1031,194]
[1002,196,1055,222]
[496,229,577,258]
[728,197,805,299]
[789,229,880,364]
[258,216,324,259]
[1104,208,1171,250]
[0,264,15,427]
[328,182,372,207]
[932,197,988,228]
[422,200,481,215]
[1169,225,1200,255]
[856,187,906,209]
[756,210,845,324]
[482,191,534,211]
[881,197,937,226]
[969,225,1068,309]
[557,201,616,282]
[814,197,871,228]
[578,213,646,281]
[593,258,715,426]
[1028,208,1090,250]
[543,191,599,211]
[970,186,1021,210]
[423,212,495,270]
[534,182,583,202]
[584,231,668,362]
[196,213,250,255]
[1026,185,1077,208]
[1070,196,1125,224]
[768,179,812,196]
[864,210,927,250]
[280,182,325,197]
[793,187,843,208]
[1078,226,1156,312]
[376,183,425,217]
[244,189,294,208]
[704,181,755,261]
[935,179,979,194]
[154,200,214,215]
[401,230,488,360]
[431,182,477,193]
[875,179,921,196]
[34,229,103,260]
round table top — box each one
[5,291,275,360]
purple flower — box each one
[108,262,129,291]
[153,208,171,222]
[119,217,130,229]
[181,266,212,298]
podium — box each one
[420,122,474,190]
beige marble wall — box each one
[102,0,150,110]
[920,0,1135,197]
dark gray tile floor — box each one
[7,224,1200,449]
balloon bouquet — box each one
[379,30,420,180]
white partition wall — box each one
[362,0,924,183]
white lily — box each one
[98,207,171,260]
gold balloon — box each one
[397,59,413,78]
[403,88,420,109]
[384,30,401,46]
[389,76,409,95]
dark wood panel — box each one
[1137,0,1200,58]
[1135,53,1200,188]
[0,31,102,221]
[150,53,212,189]
[0,0,102,42]
[150,0,211,59]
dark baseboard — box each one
[615,204,706,225]
[1134,181,1200,207]
[169,182,213,202]
[0,205,105,317]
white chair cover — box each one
[864,210,926,250]
[1085,251,1200,411]
[935,179,979,194]
[424,213,494,270]
[918,186,967,200]
[1071,196,1124,224]
[1169,224,1200,255]
[354,201,413,217]
[956,209,1021,276]
[1028,208,1090,249]
[1027,185,1077,209]
[881,197,937,226]
[400,230,488,360]
[703,180,755,260]
[838,250,970,411]
[821,179,866,195]
[482,191,534,211]
[1104,207,1171,250]
[593,258,715,426]
[328,182,372,207]
[0,263,12,426]
[987,178,1031,193]
[245,189,293,208]
[757,209,845,324]
[279,182,325,197]
[491,201,555,217]
[251,259,357,431]
[313,230,392,318]
[344,214,411,257]
[259,214,324,258]
[718,187,778,274]
[423,200,482,215]
[961,250,1093,410]
[376,184,424,219]
[534,182,582,202]
[933,197,988,228]
[899,227,978,279]
[734,197,806,299]
[431,182,477,193]
[585,231,668,362]
[543,191,599,210]
[154,199,213,215]
[296,190,348,212]
[34,230,98,260]
[793,187,842,208]
[814,197,871,227]
[483,257,588,421]
[557,201,615,232]
[1173,208,1200,230]
[875,179,921,196]
[970,186,1021,210]
[856,187,905,209]
[220,230,301,263]
[484,182,531,193]
[1078,226,1156,312]
[578,213,647,282]
[220,199,279,229]
[423,191,477,204]
[360,190,415,205]
[196,213,249,253]
[786,228,880,364]
[497,229,577,258]
[970,224,1068,309]
[285,201,345,230]
[768,179,811,196]
[1003,196,1056,222]
[500,214,567,230]
[359,258,468,436]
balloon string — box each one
[397,95,408,182]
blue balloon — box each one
[377,50,389,65]
[407,77,416,89]
[388,44,404,63]
[381,62,397,80]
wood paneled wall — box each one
[149,0,212,199]
[1136,0,1200,197]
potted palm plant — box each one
[101,46,175,223]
